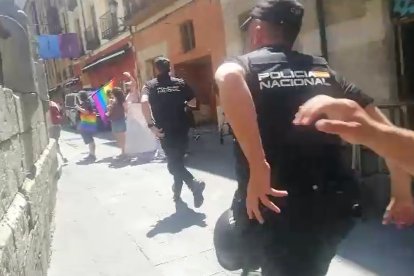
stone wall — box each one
[324,0,398,102]
[0,87,59,276]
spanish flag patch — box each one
[310,71,330,78]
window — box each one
[30,2,40,35]
[0,52,3,85]
[61,12,69,33]
[75,19,84,53]
[68,65,74,78]
[180,21,196,53]
[239,11,251,54]
[145,58,156,80]
[62,68,67,80]
[90,5,98,31]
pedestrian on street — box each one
[141,56,205,207]
[123,71,159,157]
[124,71,140,103]
[214,0,414,275]
[106,87,128,159]
[75,91,97,162]
[48,95,67,163]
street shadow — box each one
[146,200,207,238]
[102,141,118,147]
[62,126,115,142]
[336,220,414,276]
[96,156,149,169]
[186,131,236,180]
[76,158,96,166]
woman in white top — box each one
[123,72,165,159]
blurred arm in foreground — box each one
[294,95,414,227]
[293,95,414,175]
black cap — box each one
[241,0,304,30]
[154,56,171,73]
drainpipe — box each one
[129,25,141,87]
[316,0,329,60]
[80,0,87,31]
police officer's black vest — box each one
[235,46,356,194]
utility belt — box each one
[229,180,360,271]
[233,177,362,226]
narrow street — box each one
[48,128,414,276]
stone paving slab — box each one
[47,130,414,276]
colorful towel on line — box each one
[78,113,97,133]
[92,80,114,124]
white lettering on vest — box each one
[257,70,331,90]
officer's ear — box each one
[252,20,268,49]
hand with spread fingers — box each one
[294,95,414,228]
[383,197,414,228]
[293,95,377,145]
[247,161,288,224]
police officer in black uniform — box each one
[214,0,395,275]
[141,57,205,208]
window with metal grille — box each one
[180,20,196,53]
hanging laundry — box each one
[59,33,81,59]
[37,35,61,59]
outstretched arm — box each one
[294,95,414,227]
[215,62,287,224]
[364,105,414,227]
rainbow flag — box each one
[92,80,114,124]
[79,113,97,133]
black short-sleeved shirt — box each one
[327,68,373,108]
[231,46,374,194]
[142,76,195,132]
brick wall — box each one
[0,88,60,276]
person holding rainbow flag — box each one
[76,91,97,162]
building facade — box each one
[25,0,137,99]
[25,0,78,101]
[220,0,400,105]
[0,1,60,275]
[70,0,137,89]
[126,0,227,123]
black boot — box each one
[188,179,205,208]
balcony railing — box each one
[100,11,119,40]
[84,25,100,51]
[124,0,177,26]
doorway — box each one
[174,56,217,125]
[397,22,414,100]
[396,20,414,128]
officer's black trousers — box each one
[232,191,355,276]
[160,129,194,194]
